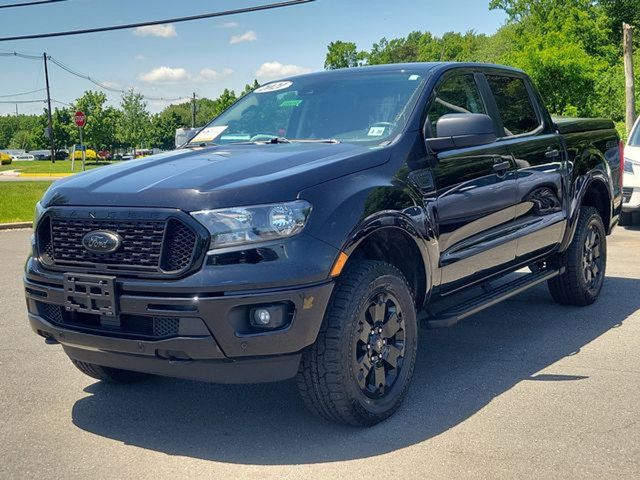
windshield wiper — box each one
[289,138,341,144]
[254,137,340,144]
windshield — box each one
[629,120,640,146]
[188,71,427,146]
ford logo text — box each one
[81,231,122,254]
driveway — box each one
[1,227,639,479]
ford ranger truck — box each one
[25,63,623,426]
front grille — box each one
[51,217,165,268]
[623,187,633,203]
[37,212,200,276]
[37,302,181,339]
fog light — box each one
[254,308,271,326]
[249,303,290,330]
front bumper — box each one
[622,186,640,212]
[25,257,335,383]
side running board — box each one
[425,268,564,329]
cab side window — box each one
[485,75,540,136]
[426,74,486,137]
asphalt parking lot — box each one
[1,226,639,479]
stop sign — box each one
[74,111,86,128]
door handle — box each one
[545,149,560,159]
[493,161,510,173]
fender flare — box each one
[559,173,612,251]
[340,211,436,307]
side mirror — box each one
[426,113,497,153]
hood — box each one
[42,142,390,211]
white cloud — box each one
[194,68,233,82]
[134,54,146,61]
[133,24,177,38]
[139,66,189,84]
[230,30,257,44]
[140,66,233,84]
[220,21,239,28]
[255,61,312,79]
[102,80,120,89]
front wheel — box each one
[297,260,418,426]
[548,207,607,306]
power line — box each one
[47,56,185,101]
[0,50,42,60]
[0,0,314,42]
[0,87,45,98]
[0,47,190,101]
[0,0,66,10]
[0,99,45,104]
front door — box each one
[425,71,519,289]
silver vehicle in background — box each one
[623,118,640,225]
[175,127,199,148]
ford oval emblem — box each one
[81,230,122,254]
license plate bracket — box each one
[63,273,118,316]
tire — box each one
[297,260,418,426]
[71,359,151,384]
[548,207,607,306]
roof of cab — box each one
[279,62,525,81]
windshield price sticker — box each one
[191,125,228,143]
[255,81,293,93]
[368,126,386,137]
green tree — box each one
[325,41,365,69]
[117,89,150,149]
[72,90,118,149]
[147,110,183,150]
[9,130,36,150]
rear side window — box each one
[427,74,486,136]
[486,75,540,136]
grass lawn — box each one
[0,160,115,175]
[0,182,53,223]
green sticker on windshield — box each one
[279,99,302,108]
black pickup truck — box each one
[25,63,623,426]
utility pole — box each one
[43,52,56,163]
[624,23,635,135]
[191,92,196,128]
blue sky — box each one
[0,0,506,115]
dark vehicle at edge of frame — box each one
[24,62,623,426]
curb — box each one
[18,173,71,177]
[0,222,31,230]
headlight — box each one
[191,200,312,249]
[33,201,45,231]
[624,158,636,174]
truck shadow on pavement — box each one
[71,276,640,465]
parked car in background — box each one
[622,117,640,225]
[0,152,12,165]
[28,150,52,161]
[55,150,69,160]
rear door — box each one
[426,71,519,288]
[483,73,566,261]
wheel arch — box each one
[341,215,432,309]
[560,174,613,251]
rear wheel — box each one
[297,260,418,426]
[548,207,607,306]
[71,359,151,384]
